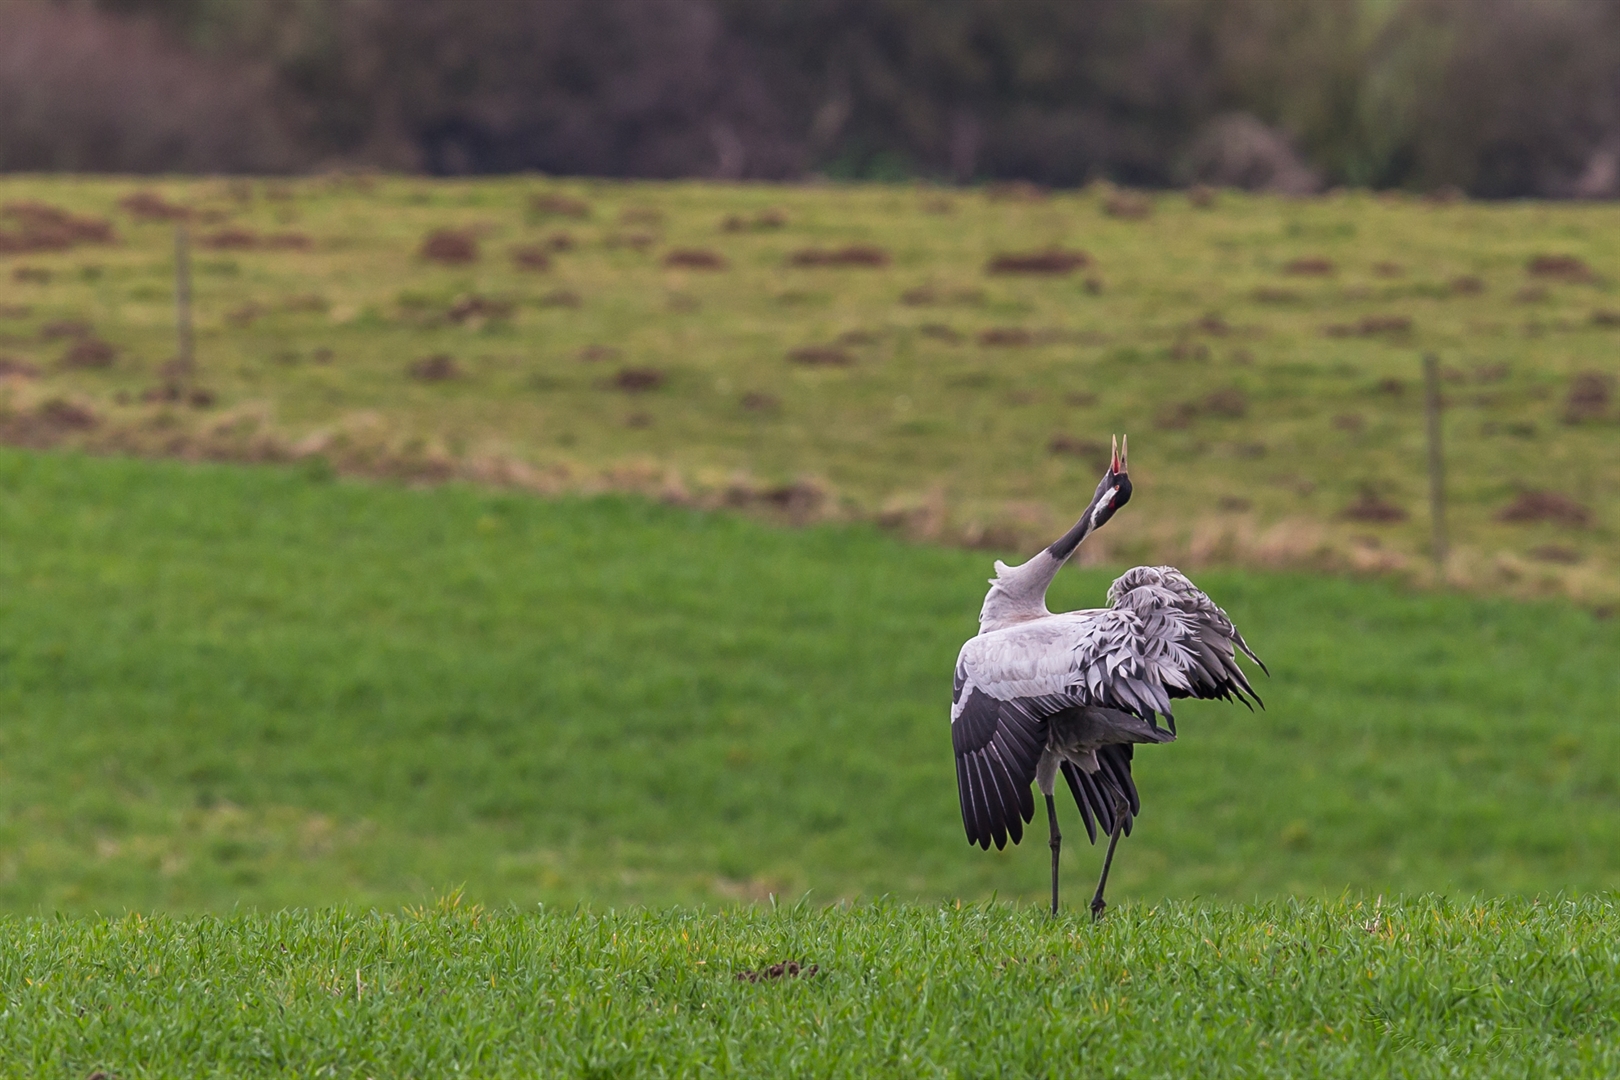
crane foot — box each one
[1089,895,1107,922]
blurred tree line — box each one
[3,0,1619,196]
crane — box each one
[951,436,1266,918]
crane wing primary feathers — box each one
[951,564,1264,849]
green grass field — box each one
[5,178,1620,1073]
[5,898,1618,1077]
[0,449,1615,916]
[0,177,1618,603]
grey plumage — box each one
[948,436,1266,914]
[951,565,1262,851]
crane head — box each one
[1088,434,1132,530]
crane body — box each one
[951,437,1265,917]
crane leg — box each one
[1046,794,1061,916]
[1089,808,1127,923]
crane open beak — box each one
[1111,434,1129,476]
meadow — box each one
[0,450,1615,915]
[0,177,1618,604]
[5,898,1619,1077]
[4,179,1620,1073]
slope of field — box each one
[3,898,1617,1077]
[0,449,1614,913]
[0,178,1617,602]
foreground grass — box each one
[0,449,1617,912]
[3,898,1617,1077]
[0,177,1618,600]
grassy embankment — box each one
[0,449,1615,914]
[4,898,1618,1077]
[0,177,1618,601]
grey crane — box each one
[950,436,1266,918]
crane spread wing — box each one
[952,564,1264,849]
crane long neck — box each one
[978,497,1103,632]
[1046,510,1097,564]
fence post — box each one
[174,224,194,376]
[1422,353,1447,576]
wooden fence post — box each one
[174,224,194,376]
[1423,353,1447,575]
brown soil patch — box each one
[529,193,590,219]
[1563,372,1611,423]
[1102,190,1152,219]
[510,245,551,271]
[59,338,116,369]
[119,192,191,221]
[1187,184,1216,209]
[723,479,827,521]
[1527,254,1595,282]
[0,202,117,253]
[1530,544,1582,564]
[1341,491,1408,523]
[0,356,39,377]
[1591,310,1620,327]
[1332,413,1365,432]
[38,399,98,430]
[12,267,49,283]
[543,232,575,252]
[1196,313,1230,335]
[40,319,91,340]
[721,208,787,231]
[985,181,1047,202]
[577,345,621,363]
[612,367,666,392]
[141,383,214,408]
[1324,315,1412,337]
[1497,490,1591,527]
[618,206,663,226]
[1283,257,1335,276]
[0,305,30,319]
[265,232,312,250]
[901,285,985,305]
[919,324,962,343]
[408,354,462,381]
[203,229,311,252]
[986,249,1090,275]
[1253,287,1301,304]
[663,248,727,270]
[1372,262,1405,278]
[1201,387,1249,418]
[787,346,853,366]
[1155,402,1198,430]
[736,961,817,983]
[1448,275,1485,296]
[447,295,514,324]
[740,391,780,412]
[978,327,1033,347]
[201,228,257,250]
[787,245,890,268]
[538,290,581,308]
[419,229,478,264]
